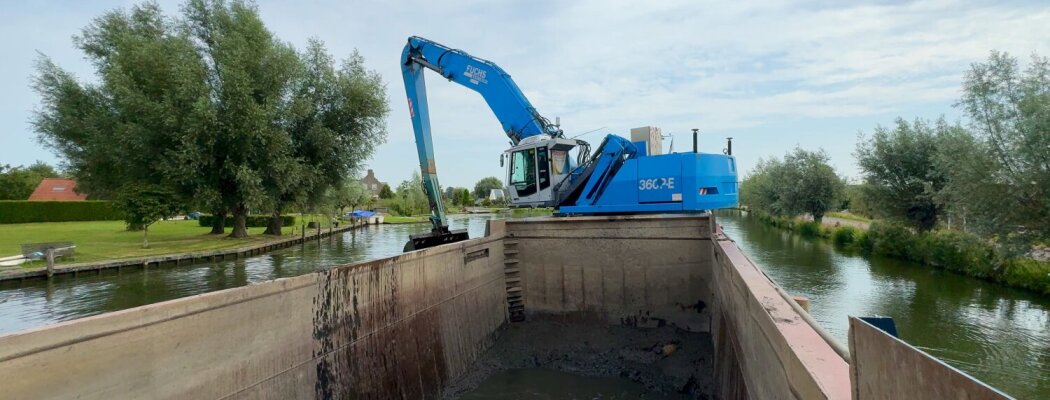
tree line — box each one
[742,51,1049,255]
[0,162,59,200]
[382,174,506,217]
[32,0,388,239]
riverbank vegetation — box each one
[741,52,1050,295]
[32,0,388,239]
[753,212,1050,294]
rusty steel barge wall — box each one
[505,214,715,327]
[711,226,851,399]
[0,227,507,399]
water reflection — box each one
[0,214,493,335]
[716,210,1050,399]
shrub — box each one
[797,221,823,237]
[854,230,873,252]
[1002,259,1050,295]
[198,214,296,228]
[0,200,124,224]
[920,230,999,278]
[832,226,859,247]
[866,221,918,259]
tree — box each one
[842,184,874,218]
[739,157,785,215]
[855,118,956,231]
[260,41,388,235]
[33,0,387,238]
[940,51,1050,250]
[474,176,503,199]
[393,172,430,216]
[378,183,394,199]
[33,2,209,217]
[326,180,370,215]
[458,188,473,207]
[780,148,844,222]
[739,148,843,222]
[0,162,58,200]
[116,184,180,248]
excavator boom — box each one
[400,36,738,251]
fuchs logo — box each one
[463,65,488,85]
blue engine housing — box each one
[558,150,738,215]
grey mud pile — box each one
[443,319,714,399]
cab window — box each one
[510,149,537,196]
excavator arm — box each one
[400,36,561,250]
[399,36,739,250]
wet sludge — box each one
[445,319,715,399]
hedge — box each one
[198,214,297,228]
[0,201,124,224]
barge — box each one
[0,214,1010,399]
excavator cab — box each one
[503,136,585,208]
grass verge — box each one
[826,211,872,223]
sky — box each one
[1,0,1049,189]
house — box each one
[488,188,506,201]
[28,178,87,201]
[360,169,387,199]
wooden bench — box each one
[21,242,76,260]
[21,242,76,277]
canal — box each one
[717,210,1049,399]
[0,212,1046,398]
[0,215,493,335]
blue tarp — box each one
[347,210,376,218]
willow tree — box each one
[261,41,388,235]
[740,148,843,222]
[855,118,958,231]
[34,0,387,238]
[939,51,1050,251]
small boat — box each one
[0,254,27,267]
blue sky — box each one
[2,0,1049,189]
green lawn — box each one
[0,217,335,266]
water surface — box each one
[0,215,492,335]
[716,210,1049,399]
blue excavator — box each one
[401,36,738,250]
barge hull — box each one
[0,214,1008,399]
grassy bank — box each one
[826,211,872,223]
[0,219,332,266]
[754,212,1050,295]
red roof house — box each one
[27,178,88,201]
